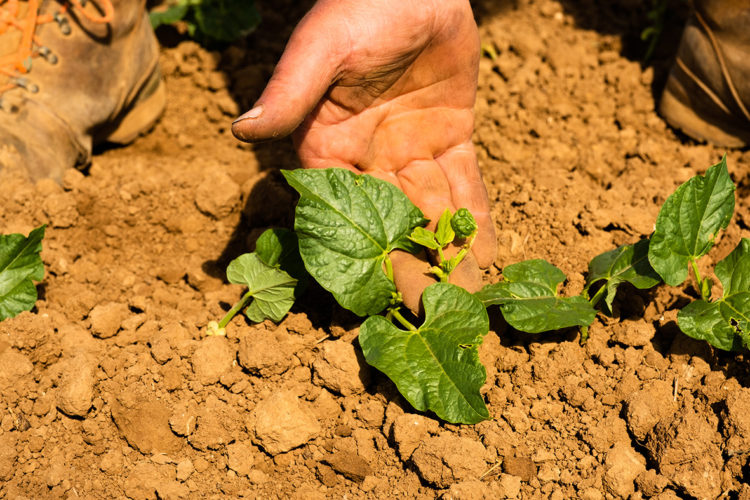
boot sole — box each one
[660,79,749,149]
[105,66,166,145]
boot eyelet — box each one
[54,13,71,36]
[13,78,39,94]
[38,47,58,65]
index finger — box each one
[435,143,496,268]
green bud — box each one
[451,208,477,239]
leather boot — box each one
[659,0,750,148]
[0,0,165,181]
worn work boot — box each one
[0,0,165,181]
[659,0,750,148]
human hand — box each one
[232,0,496,313]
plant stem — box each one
[454,248,468,265]
[465,232,477,250]
[589,285,607,307]
[390,307,417,331]
[437,246,446,264]
[690,259,706,299]
[218,291,253,328]
[384,255,394,283]
[430,266,449,282]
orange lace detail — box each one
[0,0,114,94]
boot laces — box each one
[0,0,114,95]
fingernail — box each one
[233,105,263,124]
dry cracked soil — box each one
[2,0,750,499]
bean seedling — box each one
[477,156,748,351]
[647,156,749,350]
[206,228,306,336]
[213,157,749,424]
[409,207,478,282]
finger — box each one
[391,249,482,316]
[397,158,484,291]
[436,144,497,268]
[298,157,360,174]
[231,6,346,142]
[391,250,435,315]
[397,159,456,230]
[447,251,483,293]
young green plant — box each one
[281,168,490,424]
[207,228,306,335]
[648,156,748,350]
[408,208,478,282]
[582,155,749,350]
[475,156,748,351]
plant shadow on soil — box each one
[148,0,327,321]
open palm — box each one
[232,0,495,311]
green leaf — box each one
[226,253,297,323]
[359,283,489,424]
[0,225,45,321]
[715,238,750,294]
[409,226,440,250]
[392,234,424,255]
[648,156,735,286]
[149,3,189,29]
[476,259,597,333]
[451,208,477,239]
[255,227,309,298]
[255,228,291,268]
[435,209,455,248]
[282,168,427,316]
[255,229,307,278]
[678,238,750,351]
[193,0,261,43]
[586,239,661,313]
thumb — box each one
[231,8,344,142]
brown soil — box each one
[3,1,750,499]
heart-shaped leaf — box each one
[193,0,261,42]
[227,253,297,323]
[649,156,735,286]
[476,259,596,333]
[359,283,489,424]
[283,168,426,316]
